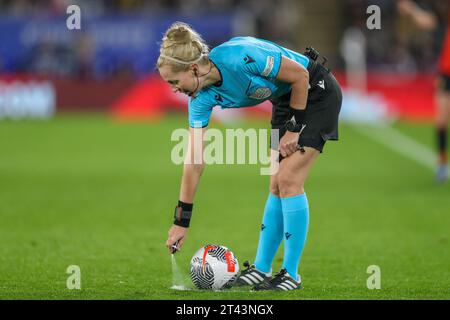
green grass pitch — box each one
[0,114,449,300]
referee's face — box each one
[159,65,198,97]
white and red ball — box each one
[189,244,239,290]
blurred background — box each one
[1,0,449,299]
[0,0,447,120]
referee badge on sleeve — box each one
[262,56,275,77]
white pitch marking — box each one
[352,123,436,171]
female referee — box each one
[158,22,342,291]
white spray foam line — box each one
[170,285,192,291]
[169,285,253,292]
[352,123,436,171]
[171,254,190,289]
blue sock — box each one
[281,193,309,281]
[254,192,284,274]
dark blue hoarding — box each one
[0,13,235,78]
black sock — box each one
[437,127,448,164]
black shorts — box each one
[270,60,342,154]
[438,74,450,92]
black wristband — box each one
[285,106,307,132]
[173,200,193,228]
[288,106,306,124]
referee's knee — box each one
[269,185,280,197]
[278,174,304,198]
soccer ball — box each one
[189,244,239,290]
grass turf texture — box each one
[0,114,449,300]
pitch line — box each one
[352,123,436,171]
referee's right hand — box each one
[279,131,301,157]
[166,225,188,254]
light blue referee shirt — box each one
[188,36,310,128]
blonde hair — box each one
[157,22,209,72]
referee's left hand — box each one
[279,131,300,158]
